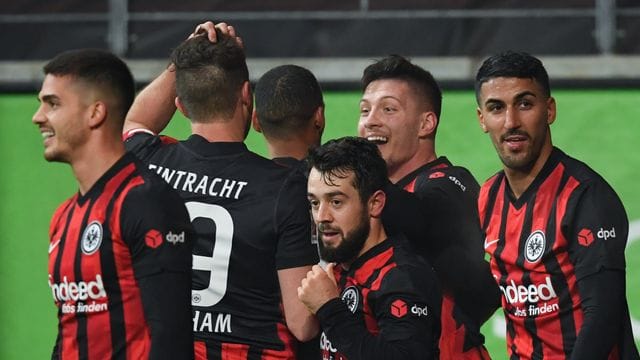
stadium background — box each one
[1,1,639,358]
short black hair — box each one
[362,54,442,119]
[171,33,249,122]
[475,51,551,104]
[43,48,135,122]
[254,65,323,139]
[307,136,388,203]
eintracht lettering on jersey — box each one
[498,276,559,317]
[147,163,248,200]
[48,274,109,314]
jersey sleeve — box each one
[120,181,193,276]
[409,175,500,326]
[119,180,195,359]
[317,264,440,359]
[565,178,628,280]
[273,169,319,269]
[123,129,177,163]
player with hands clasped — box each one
[299,136,441,360]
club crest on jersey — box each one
[525,230,545,263]
[81,221,103,255]
[341,286,359,313]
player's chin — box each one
[43,149,66,163]
[320,233,342,247]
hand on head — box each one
[188,21,244,48]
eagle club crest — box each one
[81,221,103,255]
[341,286,359,313]
[525,230,546,263]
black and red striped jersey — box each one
[383,156,499,358]
[479,147,638,359]
[124,132,319,359]
[317,236,441,359]
[48,152,194,359]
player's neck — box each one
[267,138,313,161]
[388,149,437,184]
[71,140,125,195]
[355,223,387,261]
[504,144,554,199]
[191,119,248,142]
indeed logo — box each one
[320,332,337,352]
[499,276,557,304]
[49,274,107,302]
[411,304,429,317]
[166,231,185,245]
[597,227,616,241]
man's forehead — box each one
[362,79,411,100]
[479,77,542,99]
[308,168,356,193]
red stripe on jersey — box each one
[159,135,178,145]
[265,322,296,359]
[431,162,449,170]
[49,198,75,240]
[478,174,501,228]
[80,165,140,359]
[534,165,568,357]
[439,294,461,358]
[60,320,79,360]
[353,246,394,284]
[357,249,395,336]
[221,342,249,359]
[55,200,90,359]
[403,178,417,193]
[553,173,584,348]
[110,172,152,359]
[369,262,396,292]
[194,341,208,360]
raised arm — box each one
[123,21,243,134]
[123,65,178,134]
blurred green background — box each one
[1,89,638,359]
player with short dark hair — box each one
[252,64,325,163]
[475,50,639,359]
[34,49,194,359]
[124,23,320,359]
[300,136,441,359]
[359,54,500,359]
[251,63,326,359]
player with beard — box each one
[299,136,441,360]
[476,51,639,359]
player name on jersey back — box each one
[148,163,248,199]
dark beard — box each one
[318,211,370,264]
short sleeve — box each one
[565,179,628,280]
[120,180,194,278]
[273,169,319,269]
[124,130,177,163]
